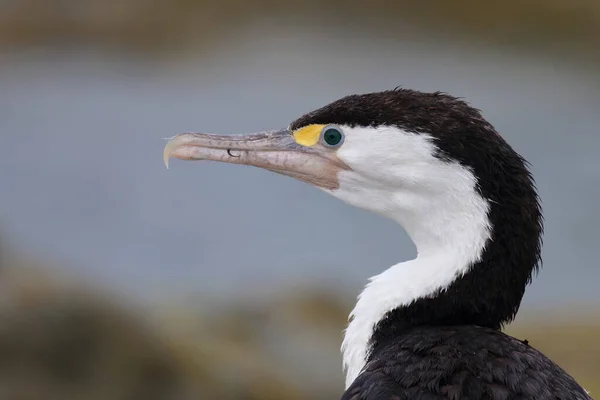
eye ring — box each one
[320,125,345,148]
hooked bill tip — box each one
[163,137,176,169]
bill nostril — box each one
[227,149,241,158]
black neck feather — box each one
[369,92,543,354]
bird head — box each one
[163,89,537,256]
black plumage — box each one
[342,326,590,400]
[291,89,592,399]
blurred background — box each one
[1,0,600,398]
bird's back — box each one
[341,325,592,400]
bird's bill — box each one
[163,129,348,190]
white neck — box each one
[339,158,492,388]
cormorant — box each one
[163,89,592,399]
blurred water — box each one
[1,22,599,308]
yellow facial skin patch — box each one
[293,124,325,147]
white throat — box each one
[333,129,492,388]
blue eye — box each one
[322,126,344,147]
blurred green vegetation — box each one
[1,0,600,66]
[0,241,598,399]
